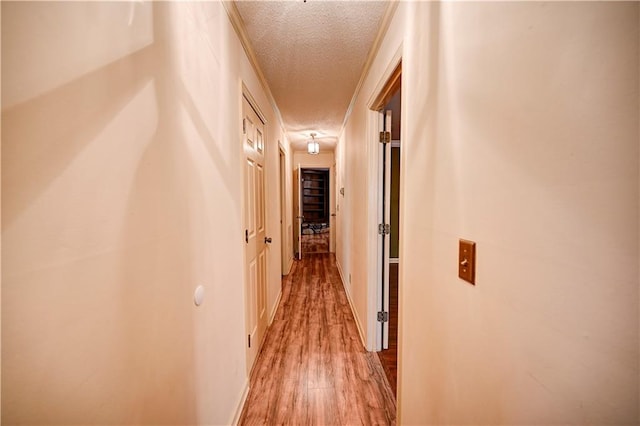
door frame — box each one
[240,85,269,374]
[377,110,393,350]
[366,53,402,352]
[299,167,332,255]
[296,164,335,256]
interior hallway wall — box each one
[292,151,335,170]
[398,2,638,424]
[335,135,348,295]
[336,2,406,349]
[1,2,288,424]
[338,1,639,424]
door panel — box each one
[243,96,268,373]
[246,159,256,239]
[257,164,265,233]
[279,149,288,274]
[248,258,258,341]
[258,250,266,319]
[382,110,392,350]
[293,166,302,260]
[330,164,336,253]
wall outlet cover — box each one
[458,239,476,285]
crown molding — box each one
[339,1,400,135]
[222,1,287,133]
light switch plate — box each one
[458,239,476,284]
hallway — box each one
[239,253,396,425]
[2,2,638,424]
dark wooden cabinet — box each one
[301,169,329,223]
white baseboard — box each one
[230,379,249,426]
[336,260,367,349]
[389,257,399,264]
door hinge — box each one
[379,131,391,144]
[378,223,390,235]
[377,311,389,322]
[245,229,249,243]
[243,118,247,134]
[248,334,251,348]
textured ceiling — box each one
[235,1,389,152]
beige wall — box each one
[1,2,289,424]
[339,1,639,424]
[292,151,334,170]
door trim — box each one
[242,83,268,124]
[367,53,402,352]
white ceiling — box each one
[234,1,390,152]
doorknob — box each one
[264,237,272,244]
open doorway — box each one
[380,131,400,395]
[371,61,401,396]
[300,168,331,254]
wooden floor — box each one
[377,263,398,396]
[239,253,396,425]
[301,231,330,254]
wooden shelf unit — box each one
[301,169,329,223]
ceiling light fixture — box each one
[307,133,319,155]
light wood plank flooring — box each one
[239,253,396,425]
[301,231,330,254]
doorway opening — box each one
[300,168,331,254]
[371,61,401,395]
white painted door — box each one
[381,110,392,350]
[243,96,268,373]
[330,163,336,253]
[293,165,303,260]
[279,148,288,274]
